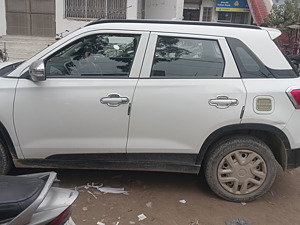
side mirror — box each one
[29,60,46,82]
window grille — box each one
[202,7,212,22]
[65,0,127,20]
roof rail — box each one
[85,19,261,30]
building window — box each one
[183,9,200,21]
[202,7,212,22]
[218,12,248,24]
[65,0,127,20]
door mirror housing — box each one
[29,60,46,81]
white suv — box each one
[0,20,299,202]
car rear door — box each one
[126,32,247,166]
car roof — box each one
[86,19,261,30]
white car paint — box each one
[0,60,22,69]
[127,33,246,155]
[1,20,299,169]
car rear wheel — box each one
[204,135,276,202]
[0,140,12,175]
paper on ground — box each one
[98,187,127,194]
[137,214,147,221]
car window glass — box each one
[151,36,224,78]
[45,34,140,78]
[226,37,274,78]
[236,47,260,72]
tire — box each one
[0,140,12,175]
[204,135,276,202]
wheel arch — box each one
[0,121,18,159]
[197,124,290,170]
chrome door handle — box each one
[100,93,129,107]
[209,96,239,109]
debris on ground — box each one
[75,183,103,191]
[146,201,152,208]
[137,213,147,221]
[98,187,127,194]
[226,219,251,225]
[179,199,187,204]
[87,190,98,199]
[96,222,105,225]
[241,202,246,206]
[75,183,128,194]
[114,216,121,225]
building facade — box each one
[184,0,251,24]
[0,0,273,37]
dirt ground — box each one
[10,165,300,225]
[38,165,300,225]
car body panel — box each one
[0,20,297,174]
[13,31,149,158]
[127,32,246,155]
[241,78,300,142]
[14,78,137,158]
[0,77,23,158]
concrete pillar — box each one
[176,0,184,20]
[264,0,273,13]
[127,0,138,19]
[0,0,7,36]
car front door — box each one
[14,31,149,159]
[127,33,247,166]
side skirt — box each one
[13,159,201,174]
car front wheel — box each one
[204,135,277,202]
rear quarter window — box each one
[226,37,298,78]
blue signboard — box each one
[216,0,250,12]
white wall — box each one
[176,0,184,20]
[55,0,93,36]
[265,0,273,13]
[145,0,184,20]
[127,0,138,19]
[0,0,6,36]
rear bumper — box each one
[287,148,300,169]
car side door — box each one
[126,32,247,168]
[14,30,149,159]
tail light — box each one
[47,206,71,225]
[287,88,300,109]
